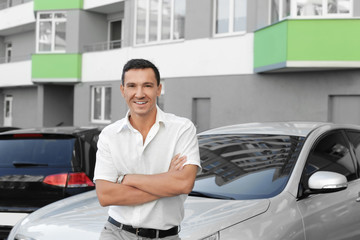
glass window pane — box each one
[55,22,66,51]
[161,0,171,40]
[305,131,356,182]
[54,13,66,19]
[173,0,185,39]
[297,0,322,16]
[105,87,112,120]
[39,21,52,52]
[328,0,350,14]
[149,0,159,42]
[216,0,230,34]
[233,0,246,32]
[39,13,52,19]
[136,0,147,44]
[271,0,280,23]
[93,88,102,120]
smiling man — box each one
[94,59,201,240]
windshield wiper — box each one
[12,161,48,167]
[189,191,234,200]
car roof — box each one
[0,126,101,136]
[198,122,331,137]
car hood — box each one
[10,191,270,240]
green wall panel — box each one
[288,19,360,61]
[32,54,82,79]
[254,21,288,69]
[34,0,83,10]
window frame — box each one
[270,0,353,23]
[134,0,185,45]
[213,0,247,37]
[90,86,112,124]
[36,11,67,53]
[108,19,123,49]
[5,43,12,63]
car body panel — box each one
[8,122,360,240]
[297,179,360,240]
[9,190,270,240]
[0,127,101,238]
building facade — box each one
[1,0,360,132]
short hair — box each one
[121,59,160,86]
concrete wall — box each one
[164,69,360,131]
[73,80,127,126]
[78,10,108,52]
[185,0,213,40]
[42,85,74,127]
[0,86,38,128]
[3,30,34,59]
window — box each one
[3,95,13,127]
[109,20,122,49]
[36,12,67,53]
[91,86,111,123]
[270,0,290,23]
[345,131,360,176]
[304,131,357,183]
[271,0,352,22]
[214,0,247,35]
[296,0,351,16]
[5,43,12,63]
[135,0,186,44]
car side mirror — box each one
[307,171,348,194]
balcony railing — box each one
[0,54,31,64]
[83,40,122,53]
[0,0,32,10]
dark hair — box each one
[121,59,160,86]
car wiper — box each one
[12,161,48,167]
[189,191,234,200]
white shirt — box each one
[94,106,201,230]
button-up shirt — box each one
[94,106,201,230]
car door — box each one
[296,130,360,240]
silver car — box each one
[8,122,360,240]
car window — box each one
[345,130,360,177]
[304,131,357,183]
[0,138,76,167]
[192,134,305,200]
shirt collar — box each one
[117,105,166,133]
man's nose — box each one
[135,87,145,98]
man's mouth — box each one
[135,101,147,105]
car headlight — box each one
[200,232,220,240]
[14,234,36,240]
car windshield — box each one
[0,137,76,167]
[191,134,305,200]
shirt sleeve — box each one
[175,120,202,172]
[93,129,119,183]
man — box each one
[94,59,201,240]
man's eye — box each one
[145,85,153,88]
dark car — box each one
[0,126,101,238]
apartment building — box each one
[1,0,360,132]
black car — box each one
[0,126,101,238]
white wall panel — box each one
[0,61,33,86]
[0,2,35,32]
[82,34,254,82]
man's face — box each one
[120,68,162,119]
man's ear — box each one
[157,83,162,97]
[120,84,125,97]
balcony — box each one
[0,60,32,87]
[0,0,35,36]
[83,0,124,14]
[83,40,122,53]
[254,19,360,73]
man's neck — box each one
[129,110,157,142]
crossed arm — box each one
[95,154,198,207]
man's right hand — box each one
[168,154,187,172]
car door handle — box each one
[357,193,360,202]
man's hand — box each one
[168,154,187,172]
